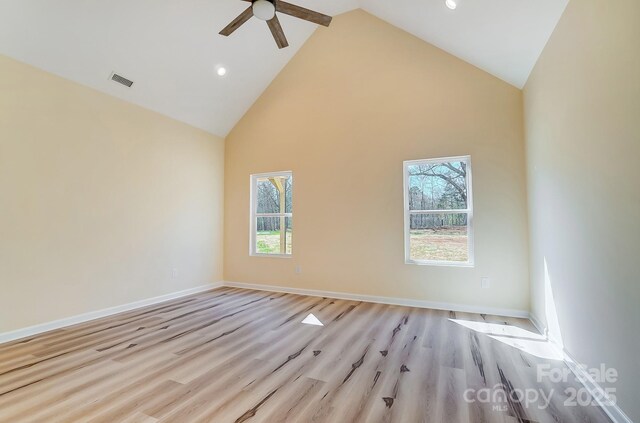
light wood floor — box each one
[0,287,611,423]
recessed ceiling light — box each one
[445,0,457,10]
[216,66,227,77]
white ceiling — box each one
[0,0,567,137]
[361,0,568,88]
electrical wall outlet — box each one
[481,277,490,289]
[172,268,179,279]
[295,265,302,274]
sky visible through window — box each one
[407,160,471,264]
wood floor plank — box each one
[0,288,613,423]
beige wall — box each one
[224,11,530,313]
[524,0,640,420]
[0,55,224,333]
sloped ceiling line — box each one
[0,0,567,136]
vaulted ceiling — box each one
[0,0,567,137]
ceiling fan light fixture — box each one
[219,0,331,49]
[252,0,276,21]
[445,0,457,10]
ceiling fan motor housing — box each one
[219,0,332,49]
[252,0,276,21]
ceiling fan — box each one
[219,0,332,49]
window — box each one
[403,156,473,266]
[250,171,293,257]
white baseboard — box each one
[0,282,223,345]
[223,281,530,318]
[563,350,633,423]
[528,313,633,423]
[528,312,547,337]
[0,280,528,345]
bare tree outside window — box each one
[404,157,473,265]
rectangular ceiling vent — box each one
[110,72,134,88]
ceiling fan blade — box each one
[219,7,253,36]
[267,14,289,49]
[276,1,332,27]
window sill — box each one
[405,259,474,268]
[250,253,292,259]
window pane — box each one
[409,213,468,262]
[285,176,292,213]
[407,161,467,210]
[256,175,292,214]
[256,217,292,255]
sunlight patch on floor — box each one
[449,319,545,340]
[449,319,563,361]
[301,313,324,326]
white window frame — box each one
[250,171,293,258]
[403,155,474,267]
